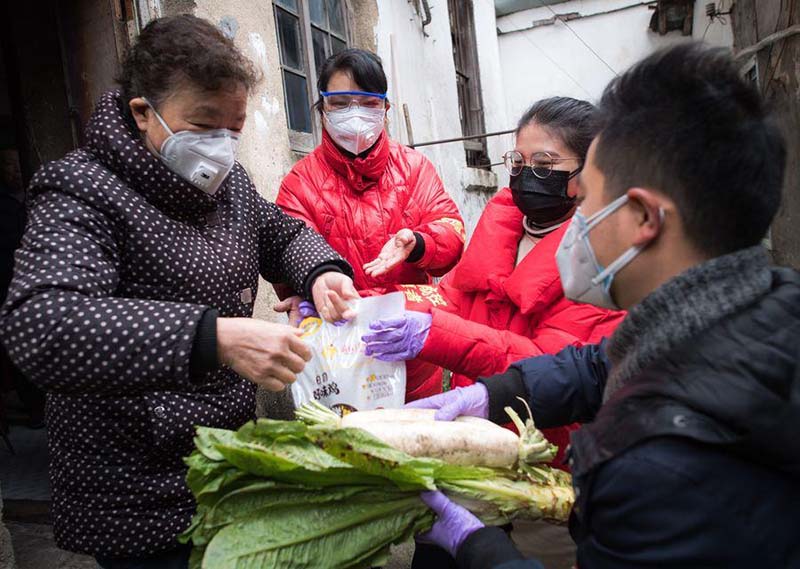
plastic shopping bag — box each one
[291,292,407,415]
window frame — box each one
[273,0,353,154]
[448,0,490,169]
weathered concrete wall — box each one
[350,0,379,53]
[732,0,800,269]
[160,0,197,16]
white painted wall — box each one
[474,0,514,191]
[373,0,502,236]
[497,0,734,123]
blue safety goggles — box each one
[320,90,388,99]
[320,90,388,111]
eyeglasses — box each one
[502,150,583,178]
[321,90,387,112]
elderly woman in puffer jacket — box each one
[0,15,358,569]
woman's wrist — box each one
[190,308,219,377]
[405,231,426,263]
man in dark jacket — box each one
[408,43,800,568]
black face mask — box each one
[510,166,578,226]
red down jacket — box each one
[276,130,465,294]
[397,188,626,463]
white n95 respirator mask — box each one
[324,106,386,156]
[555,195,645,310]
[144,98,239,195]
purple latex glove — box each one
[418,491,484,557]
[405,383,490,421]
[298,301,319,320]
[361,310,432,361]
[298,301,347,326]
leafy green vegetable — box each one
[202,496,432,569]
[182,406,574,568]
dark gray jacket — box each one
[0,91,351,558]
[469,259,800,568]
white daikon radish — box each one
[344,412,520,467]
[296,400,557,470]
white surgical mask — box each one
[555,195,647,310]
[324,106,386,155]
[144,98,239,195]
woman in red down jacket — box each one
[275,49,465,309]
[364,97,626,454]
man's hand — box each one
[363,228,418,277]
[417,491,484,557]
[217,317,312,391]
[311,272,360,322]
[405,384,490,421]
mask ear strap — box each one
[591,244,643,286]
[142,97,175,136]
[590,205,664,287]
[584,194,629,232]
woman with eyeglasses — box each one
[363,97,626,567]
[364,97,625,467]
[275,48,465,401]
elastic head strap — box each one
[142,97,175,136]
[320,90,388,99]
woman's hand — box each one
[216,317,312,391]
[362,310,432,361]
[273,295,305,326]
[363,229,418,277]
[311,272,360,322]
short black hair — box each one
[314,48,388,113]
[118,15,261,110]
[595,43,785,257]
[517,97,598,160]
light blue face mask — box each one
[144,98,239,195]
[555,195,648,310]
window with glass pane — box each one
[276,8,304,71]
[309,0,348,77]
[284,72,312,133]
[272,0,351,145]
[274,0,298,11]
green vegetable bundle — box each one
[181,405,574,569]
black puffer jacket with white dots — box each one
[0,91,352,558]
